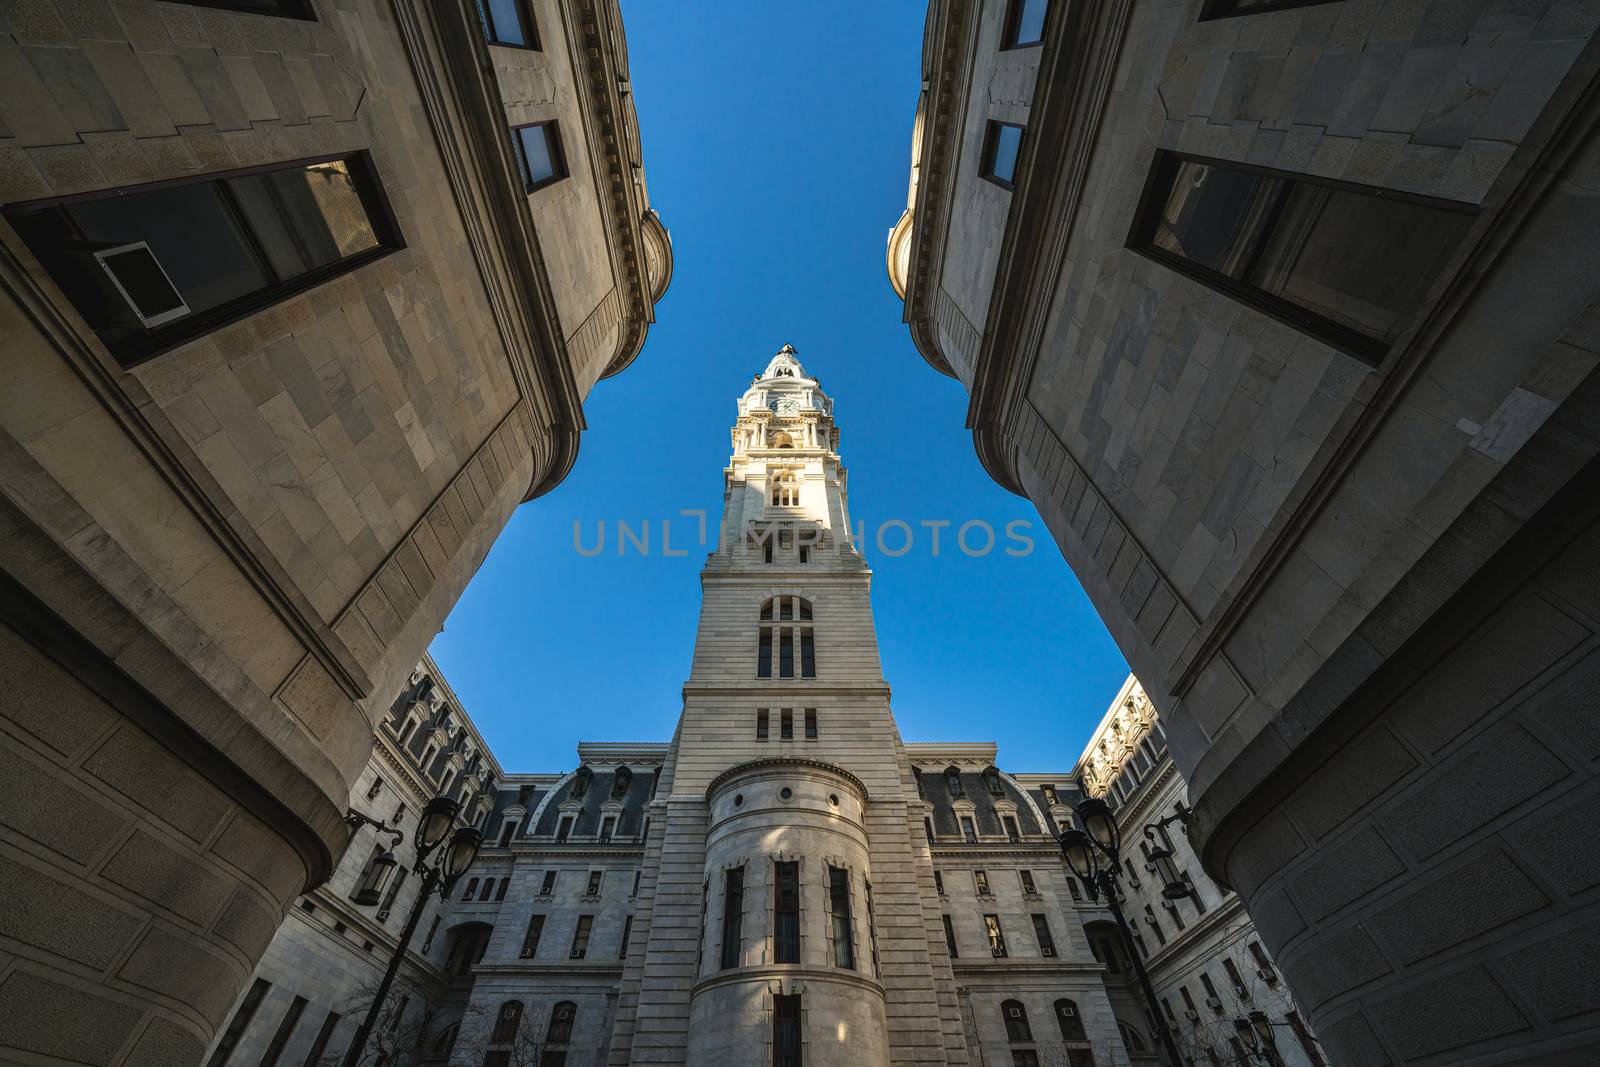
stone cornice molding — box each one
[965,0,1135,497]
[1141,896,1250,982]
[692,965,884,998]
[929,844,1061,860]
[704,757,868,803]
[951,960,1102,977]
[393,0,586,501]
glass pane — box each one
[1249,184,1471,344]
[227,159,377,280]
[69,183,268,316]
[987,123,1023,184]
[518,125,558,188]
[487,0,528,44]
[1014,0,1048,43]
[1149,160,1282,278]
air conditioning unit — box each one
[1160,899,1175,910]
[1184,1010,1200,1023]
[1007,1006,1023,1018]
[569,949,585,959]
[992,949,1006,958]
[1041,946,1055,957]
[1205,997,1223,1012]
[376,909,391,922]
[1257,967,1279,984]
[1233,985,1250,1001]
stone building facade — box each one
[1079,677,1327,1067]
[0,0,670,1062]
[204,350,1165,1067]
[889,0,1600,1061]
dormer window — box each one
[572,767,592,799]
[945,766,964,798]
[611,767,633,799]
[983,766,1005,796]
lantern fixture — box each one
[1148,842,1189,900]
[442,825,484,889]
[1075,796,1121,858]
[1250,1010,1277,1050]
[415,795,460,862]
[351,848,397,907]
[1059,828,1099,885]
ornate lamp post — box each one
[340,795,482,1067]
[1060,796,1186,1067]
[1233,1010,1297,1066]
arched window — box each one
[430,1022,459,1054]
[758,597,815,678]
[945,766,964,798]
[490,1001,523,1043]
[770,468,800,506]
[546,1001,576,1044]
[1002,1000,1032,1042]
[611,766,633,798]
[572,766,592,798]
[1055,999,1085,1041]
[1119,1021,1148,1052]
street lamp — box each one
[340,795,481,1067]
[1143,802,1196,901]
[1233,1010,1290,1066]
[1062,801,1185,1067]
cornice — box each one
[693,965,883,998]
[930,844,1062,860]
[704,757,869,803]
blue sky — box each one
[428,0,1128,774]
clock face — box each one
[776,396,801,415]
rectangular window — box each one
[570,915,593,959]
[779,629,795,677]
[300,1011,340,1067]
[1223,956,1247,993]
[632,870,642,896]
[493,876,508,901]
[757,708,770,739]
[586,871,603,896]
[1002,0,1049,46]
[774,861,800,964]
[556,817,572,843]
[924,817,935,844]
[961,817,978,843]
[980,121,1024,189]
[721,866,745,970]
[479,878,496,901]
[1248,941,1274,972]
[1170,899,1187,930]
[1041,784,1058,805]
[620,914,633,958]
[1032,913,1056,957]
[934,870,945,895]
[974,870,992,896]
[942,913,959,958]
[759,629,773,678]
[539,870,557,895]
[1003,815,1021,842]
[803,708,818,739]
[6,153,399,370]
[1020,869,1037,895]
[512,121,568,192]
[780,708,794,740]
[798,543,810,563]
[520,915,544,957]
[984,913,1007,957]
[800,631,816,677]
[1012,1052,1041,1067]
[422,915,441,952]
[478,0,539,47]
[1200,972,1222,1011]
[864,879,880,977]
[1187,871,1208,913]
[773,994,802,1067]
[828,866,855,969]
[600,817,615,843]
[1145,905,1167,945]
[207,978,270,1067]
[259,994,306,1067]
[1130,149,1474,363]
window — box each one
[491,1001,524,1043]
[1067,876,1081,901]
[770,469,800,507]
[379,869,408,915]
[1223,956,1248,996]
[570,915,593,958]
[864,879,880,977]
[1200,971,1223,1012]
[1011,1053,1041,1067]
[1130,150,1474,363]
[497,815,518,847]
[985,914,1008,957]
[1002,1000,1032,1042]
[828,866,855,969]
[1180,985,1199,1017]
[1287,1011,1326,1067]
[1040,784,1059,806]
[773,994,802,1067]
[1248,940,1275,976]
[942,913,959,958]
[259,994,306,1067]
[758,597,816,678]
[1187,870,1208,913]
[1001,0,1049,46]
[478,0,539,47]
[300,1010,340,1067]
[1144,905,1167,945]
[390,994,409,1032]
[914,768,927,798]
[478,878,496,901]
[1020,869,1037,895]
[632,870,642,896]
[1056,999,1086,1041]
[974,870,992,896]
[757,708,770,739]
[7,153,399,369]
[176,0,315,16]
[620,914,633,958]
[980,122,1024,189]
[934,870,945,895]
[396,718,418,746]
[924,817,935,844]
[1031,914,1056,957]
[572,766,592,798]
[207,978,269,1067]
[945,766,964,798]
[798,542,810,564]
[961,817,978,844]
[586,871,603,897]
[547,1001,575,1044]
[612,767,633,798]
[984,767,1005,795]
[781,708,794,740]
[774,861,800,963]
[804,708,818,739]
[600,817,616,843]
[494,876,509,901]
[512,121,567,192]
[1003,815,1021,842]
[462,877,479,900]
[539,870,557,896]
[556,816,573,843]
[721,866,745,969]
[520,915,544,957]
[422,915,441,952]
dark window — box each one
[721,866,745,969]
[570,915,593,958]
[985,914,1007,957]
[520,915,544,957]
[632,869,642,896]
[759,598,816,677]
[600,817,615,842]
[173,1,315,19]
[914,768,926,798]
[380,869,408,915]
[1041,784,1059,805]
[1056,999,1086,1041]
[779,629,795,677]
[1002,0,1049,46]
[1067,876,1082,901]
[1188,871,1208,913]
[498,818,517,847]
[757,708,770,739]
[547,1001,575,1044]
[586,871,603,896]
[1002,1000,1032,1042]
[512,121,567,192]
[984,767,1006,795]
[946,768,964,798]
[1145,905,1167,945]
[1130,149,1474,363]
[974,870,992,896]
[422,916,441,952]
[556,817,572,843]
[260,994,306,1067]
[491,1001,524,1043]
[6,153,398,369]
[774,861,800,963]
[773,994,802,1067]
[804,708,818,739]
[620,914,633,958]
[758,629,774,677]
[478,878,496,902]
[477,0,539,47]
[1201,971,1223,1012]
[207,978,269,1067]
[962,817,978,843]
[1020,869,1037,895]
[1248,940,1274,973]
[572,767,592,798]
[864,879,880,977]
[612,767,633,798]
[942,914,959,958]
[924,817,935,844]
[800,631,815,676]
[462,877,479,900]
[934,870,945,895]
[828,866,855,969]
[539,870,557,896]
[780,708,794,740]
[494,876,509,901]
[1032,914,1056,957]
[1012,1053,1041,1067]
[980,122,1024,189]
[1004,815,1021,842]
[299,1010,340,1067]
